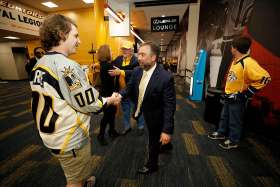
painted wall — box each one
[0,42,28,80]
[24,0,136,65]
[1,1,135,81]
[54,8,96,65]
[47,2,134,64]
[26,39,41,58]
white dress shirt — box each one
[134,63,157,117]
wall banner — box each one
[0,0,45,36]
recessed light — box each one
[42,2,58,8]
[161,15,165,17]
[82,0,94,4]
[3,36,20,39]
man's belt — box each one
[50,149,76,157]
[49,138,88,156]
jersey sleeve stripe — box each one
[34,65,59,80]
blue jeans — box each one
[121,98,145,130]
[217,99,245,143]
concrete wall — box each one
[0,42,28,80]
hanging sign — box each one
[151,16,179,32]
[0,0,45,36]
[108,0,130,37]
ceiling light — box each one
[82,0,94,3]
[104,3,124,23]
[3,36,20,39]
[161,15,165,17]
[42,2,58,8]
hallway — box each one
[0,77,279,187]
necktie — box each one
[134,71,148,117]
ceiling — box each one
[16,0,93,12]
[4,0,190,51]
[132,3,188,51]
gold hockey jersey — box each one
[225,55,271,94]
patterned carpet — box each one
[0,77,279,187]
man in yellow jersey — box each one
[208,36,271,149]
[30,14,120,187]
[109,41,145,136]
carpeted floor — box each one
[0,77,279,187]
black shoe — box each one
[137,166,158,174]
[159,143,173,154]
[108,129,120,138]
[97,135,108,146]
[121,128,131,136]
[136,128,144,136]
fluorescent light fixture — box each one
[42,2,58,8]
[3,36,20,39]
[82,0,94,3]
[130,29,144,43]
[104,3,124,23]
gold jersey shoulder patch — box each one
[62,66,82,91]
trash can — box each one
[204,87,224,129]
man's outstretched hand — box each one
[106,92,122,105]
[108,66,121,76]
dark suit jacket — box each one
[120,63,176,134]
[112,55,139,85]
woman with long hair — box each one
[97,45,120,145]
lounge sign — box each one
[151,16,179,32]
[0,0,45,36]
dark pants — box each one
[99,105,117,136]
[217,98,245,143]
[146,129,161,169]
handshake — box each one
[106,92,122,105]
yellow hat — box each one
[121,41,133,49]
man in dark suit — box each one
[119,42,176,174]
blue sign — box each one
[189,49,207,101]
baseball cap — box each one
[121,41,133,49]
